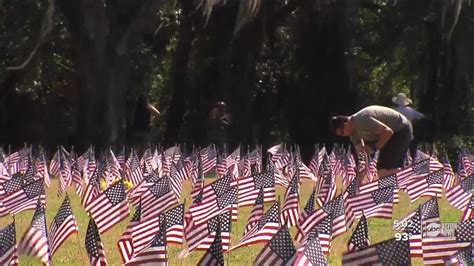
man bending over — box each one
[330,105,413,178]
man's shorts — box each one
[377,123,413,170]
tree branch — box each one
[6,0,55,71]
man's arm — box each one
[372,119,393,150]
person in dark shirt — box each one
[208,101,231,153]
[131,95,160,146]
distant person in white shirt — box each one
[392,93,424,122]
[392,93,425,162]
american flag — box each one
[49,195,78,256]
[267,157,289,188]
[294,227,328,266]
[126,221,167,266]
[0,222,18,266]
[394,197,440,233]
[127,171,162,206]
[200,146,217,174]
[0,173,24,203]
[304,215,332,256]
[226,146,240,168]
[160,204,185,245]
[281,174,300,227]
[254,226,295,266]
[187,174,236,225]
[237,168,275,206]
[442,155,457,190]
[422,219,473,264]
[267,144,283,161]
[300,194,353,241]
[342,153,356,187]
[169,162,184,199]
[196,221,224,266]
[183,212,231,255]
[300,188,316,223]
[342,238,411,265]
[446,174,473,209]
[462,196,473,221]
[244,188,264,234]
[85,218,108,266]
[82,167,102,209]
[85,180,130,234]
[445,243,473,265]
[195,212,231,252]
[315,156,335,206]
[140,148,154,175]
[229,202,280,251]
[36,148,50,187]
[125,149,144,186]
[358,173,399,203]
[215,152,227,178]
[140,176,178,219]
[2,179,45,215]
[49,148,62,178]
[118,202,142,263]
[348,214,369,252]
[190,155,204,199]
[406,169,444,203]
[18,200,50,265]
[57,152,71,197]
[70,162,84,197]
[404,208,423,257]
[346,186,394,220]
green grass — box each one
[1,178,462,265]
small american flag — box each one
[445,243,473,265]
[70,162,84,197]
[346,186,394,220]
[191,212,232,252]
[0,222,18,266]
[169,162,184,199]
[18,199,50,265]
[281,174,300,227]
[237,169,275,207]
[196,221,224,266]
[125,149,144,186]
[36,149,50,187]
[49,195,78,255]
[49,148,62,177]
[294,228,328,266]
[126,221,167,266]
[187,174,236,225]
[422,218,472,264]
[57,152,71,197]
[348,214,369,252]
[406,169,444,203]
[254,226,295,266]
[82,167,102,209]
[160,204,185,245]
[442,155,457,190]
[297,194,352,242]
[446,174,473,210]
[244,188,264,234]
[85,218,108,266]
[300,188,316,222]
[358,173,399,203]
[86,180,130,234]
[200,146,217,174]
[118,202,141,263]
[229,202,280,251]
[315,156,335,206]
[2,179,45,215]
[461,196,473,221]
[139,176,178,219]
[342,238,411,265]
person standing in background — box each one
[207,101,231,153]
[392,93,424,161]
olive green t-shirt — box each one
[349,105,411,145]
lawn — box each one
[1,177,462,265]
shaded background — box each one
[0,0,473,160]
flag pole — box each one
[179,198,186,266]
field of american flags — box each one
[0,176,463,265]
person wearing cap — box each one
[208,101,231,152]
[392,93,424,122]
[392,92,425,162]
[330,105,413,178]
